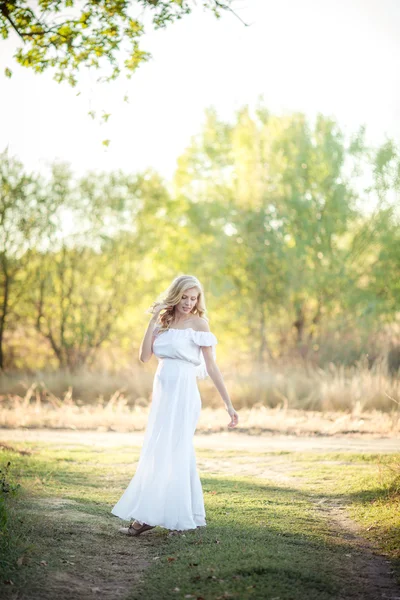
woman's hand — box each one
[227,405,239,429]
[140,302,173,362]
[151,302,173,318]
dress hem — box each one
[111,509,206,531]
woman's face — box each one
[175,287,199,317]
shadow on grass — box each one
[126,474,365,600]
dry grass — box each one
[0,360,399,435]
[227,359,400,413]
[0,396,399,436]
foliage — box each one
[0,0,232,85]
[0,148,62,370]
[0,105,400,371]
[174,107,400,362]
[0,460,20,500]
[0,460,21,585]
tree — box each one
[1,0,233,86]
[30,166,186,370]
[174,106,363,363]
[0,147,61,370]
[34,240,131,370]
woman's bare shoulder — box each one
[191,316,210,332]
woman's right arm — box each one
[139,303,170,362]
[139,316,159,363]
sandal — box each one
[119,521,156,536]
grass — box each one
[128,477,346,600]
[288,452,400,561]
[2,363,399,440]
[0,460,22,587]
[1,358,399,417]
[0,439,399,599]
[1,398,399,436]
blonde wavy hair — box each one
[147,275,208,332]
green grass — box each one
[129,476,345,600]
[0,440,399,600]
[288,452,400,562]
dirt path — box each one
[2,428,400,453]
[22,497,155,600]
[196,451,400,600]
[314,497,400,600]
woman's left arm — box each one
[202,346,239,429]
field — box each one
[1,429,399,600]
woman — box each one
[111,274,239,536]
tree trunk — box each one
[0,255,10,371]
[258,304,272,364]
[293,305,305,344]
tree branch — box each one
[214,0,250,26]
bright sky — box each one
[0,0,399,181]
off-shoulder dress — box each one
[111,327,218,531]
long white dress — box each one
[111,326,218,531]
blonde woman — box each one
[111,274,239,536]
